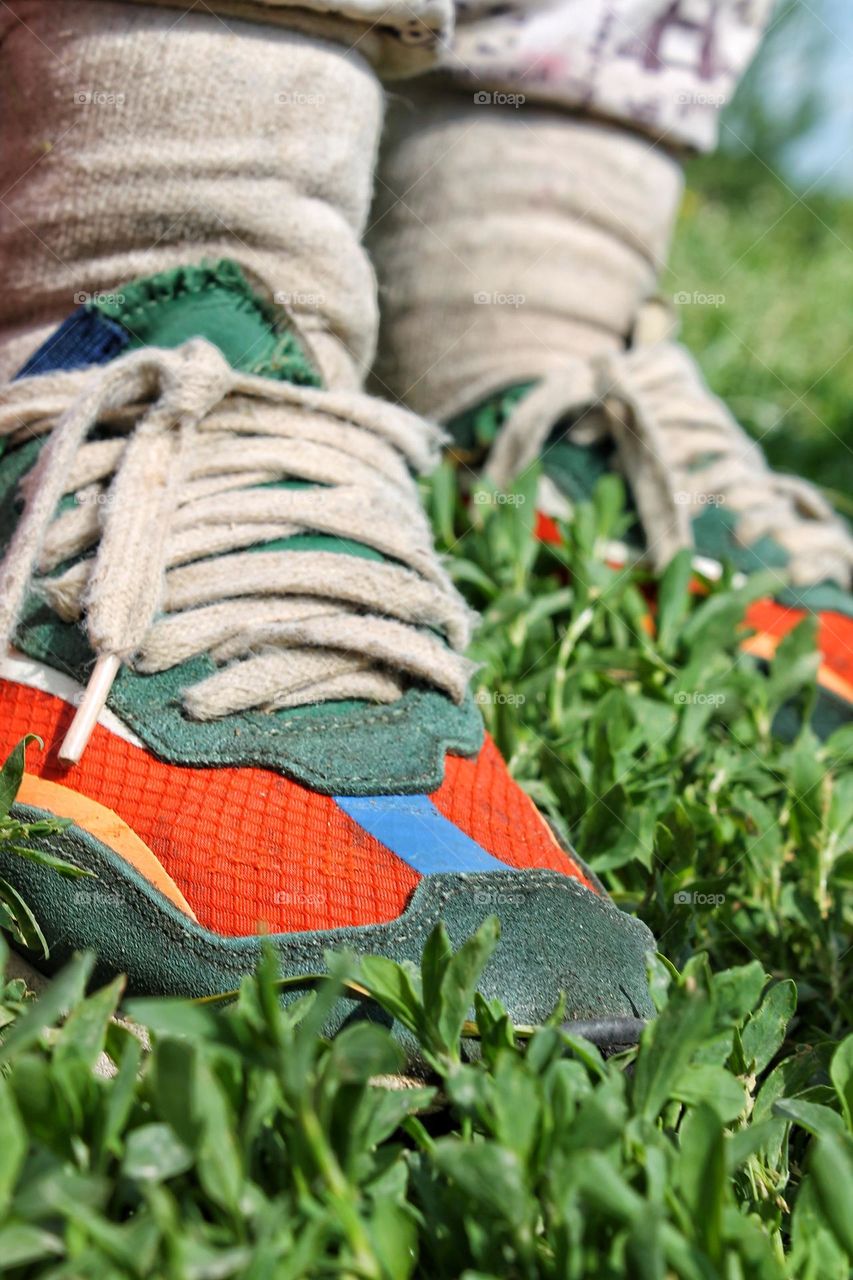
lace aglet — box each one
[58,654,121,765]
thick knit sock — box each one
[369,85,684,422]
[0,1,384,388]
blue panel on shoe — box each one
[15,306,130,378]
[334,793,513,874]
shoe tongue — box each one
[17,261,320,387]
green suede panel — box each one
[773,688,849,742]
[4,806,656,1041]
[690,505,789,576]
[544,438,616,508]
[94,260,320,386]
[261,532,385,562]
[0,438,41,549]
[12,597,482,793]
[776,581,853,619]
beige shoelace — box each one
[0,339,476,762]
[487,340,853,589]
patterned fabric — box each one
[446,0,776,150]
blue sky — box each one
[760,0,853,192]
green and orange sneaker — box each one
[451,328,853,738]
[0,261,654,1048]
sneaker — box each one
[0,261,654,1047]
[450,320,853,738]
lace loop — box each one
[487,340,853,588]
[0,339,477,761]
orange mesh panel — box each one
[0,681,420,937]
[746,600,853,687]
[535,512,562,545]
[432,734,596,891]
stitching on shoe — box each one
[115,687,482,791]
[12,805,648,976]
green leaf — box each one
[0,877,49,957]
[767,616,820,713]
[152,1037,199,1148]
[632,988,714,1122]
[98,1028,143,1162]
[351,1081,436,1153]
[420,921,453,1019]
[357,955,424,1039]
[809,1133,853,1256]
[54,976,125,1071]
[710,962,767,1027]
[824,723,853,767]
[366,1196,418,1280]
[0,735,40,819]
[2,843,90,879]
[122,1122,194,1183]
[671,1064,745,1122]
[0,951,93,1063]
[740,980,796,1074]
[681,571,778,651]
[678,1104,725,1262]
[626,1213,667,1280]
[772,1099,846,1139]
[433,917,501,1056]
[656,549,694,656]
[432,1141,532,1228]
[829,1035,853,1132]
[592,474,628,543]
[195,1060,243,1213]
[573,1152,644,1224]
[124,996,222,1042]
[428,459,459,549]
[326,1022,404,1083]
[490,1056,541,1161]
[0,1076,26,1213]
[725,1120,786,1170]
[0,1223,64,1268]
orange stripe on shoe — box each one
[535,512,562,545]
[746,600,853,689]
[17,773,198,921]
[0,680,420,937]
[432,734,596,891]
[741,630,853,705]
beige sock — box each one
[369,84,683,421]
[0,0,385,388]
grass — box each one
[0,926,851,1279]
[0,169,852,1276]
[671,154,853,511]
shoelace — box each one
[486,339,853,589]
[0,339,476,762]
